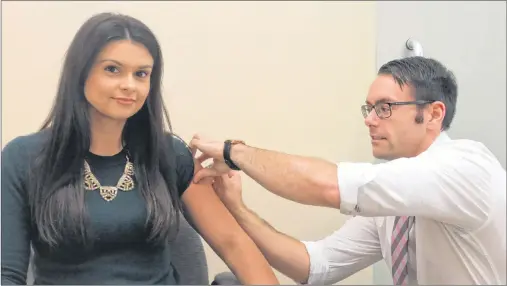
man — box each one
[190,57,506,285]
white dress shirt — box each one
[302,132,506,285]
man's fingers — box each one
[189,134,213,163]
[199,177,215,185]
[188,134,202,152]
[196,153,213,164]
[193,168,219,184]
[190,143,198,157]
[212,176,224,190]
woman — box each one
[1,12,278,285]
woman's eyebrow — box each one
[98,59,153,69]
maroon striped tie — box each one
[391,216,413,285]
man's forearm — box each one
[231,144,340,208]
[230,204,311,283]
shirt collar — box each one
[427,131,451,152]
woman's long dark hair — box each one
[30,13,181,247]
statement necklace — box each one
[83,155,135,201]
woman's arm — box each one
[171,134,278,285]
[1,137,32,285]
[180,170,279,285]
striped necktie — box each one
[391,216,414,285]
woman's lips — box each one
[114,97,135,105]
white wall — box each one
[373,1,506,284]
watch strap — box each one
[223,140,244,171]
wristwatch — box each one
[223,140,245,171]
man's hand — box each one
[189,134,233,184]
[212,171,245,212]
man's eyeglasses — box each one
[361,100,435,119]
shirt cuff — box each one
[300,240,329,285]
[338,162,375,216]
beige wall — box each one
[2,1,376,284]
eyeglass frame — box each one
[361,100,436,119]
